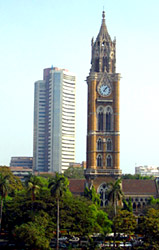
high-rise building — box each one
[33,67,76,173]
[85,11,122,205]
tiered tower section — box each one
[85,11,122,185]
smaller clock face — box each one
[99,84,111,96]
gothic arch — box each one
[106,138,112,151]
[97,154,102,167]
[97,106,104,131]
[133,203,136,210]
[97,183,109,207]
[106,154,112,167]
[105,106,113,131]
[97,138,102,151]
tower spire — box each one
[97,10,110,40]
[90,11,116,73]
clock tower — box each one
[85,11,122,205]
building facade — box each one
[85,11,122,205]
[10,157,33,169]
[69,178,159,214]
[10,166,33,181]
[33,67,76,173]
[135,165,159,177]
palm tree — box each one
[107,178,124,248]
[107,178,124,216]
[0,173,9,232]
[48,173,69,250]
[26,175,41,202]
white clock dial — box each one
[99,84,111,96]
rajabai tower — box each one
[85,11,122,205]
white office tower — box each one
[33,67,76,173]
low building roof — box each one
[68,178,159,197]
[69,179,85,195]
[122,179,158,196]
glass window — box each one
[97,138,102,151]
[107,138,112,151]
[98,112,103,131]
[107,154,112,167]
[97,155,102,167]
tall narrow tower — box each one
[85,11,122,204]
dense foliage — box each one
[122,173,154,180]
[1,170,159,249]
[1,171,112,249]
[139,208,159,249]
[64,166,85,179]
[113,210,137,235]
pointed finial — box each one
[102,10,105,20]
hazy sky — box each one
[0,0,159,174]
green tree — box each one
[142,197,159,214]
[96,209,112,236]
[48,173,69,250]
[0,166,23,194]
[64,166,85,179]
[107,179,124,247]
[14,212,52,250]
[84,185,101,206]
[122,197,133,212]
[26,175,42,201]
[4,184,54,233]
[0,173,10,231]
[122,173,154,180]
[107,179,124,216]
[139,208,159,249]
[113,210,137,237]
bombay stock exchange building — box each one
[33,67,76,173]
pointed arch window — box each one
[97,154,102,167]
[97,138,102,151]
[106,154,112,167]
[106,138,112,151]
[98,183,109,207]
[106,106,113,131]
[97,107,104,131]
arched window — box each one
[106,154,112,167]
[98,183,109,207]
[133,203,136,210]
[106,138,112,151]
[97,107,104,131]
[138,203,141,209]
[106,106,113,131]
[97,138,102,151]
[98,113,103,131]
[97,154,102,167]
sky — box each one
[0,0,159,174]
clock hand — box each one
[104,86,108,91]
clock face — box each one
[99,84,111,96]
